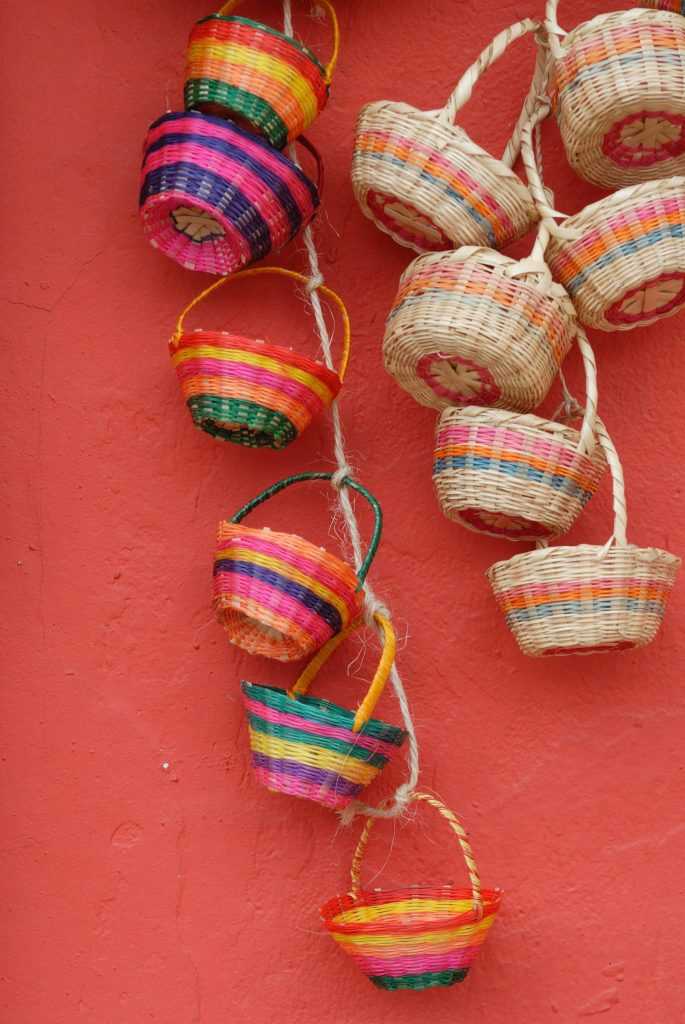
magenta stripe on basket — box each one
[174,355,332,408]
[142,192,253,266]
[435,425,594,469]
[500,576,674,599]
[214,570,335,637]
[350,946,482,978]
[220,533,360,601]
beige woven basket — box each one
[351,19,542,254]
[433,328,606,542]
[487,421,680,657]
[522,106,685,332]
[546,4,685,188]
[383,239,577,413]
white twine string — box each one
[283,0,420,824]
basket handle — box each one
[288,613,396,732]
[229,472,382,587]
[501,27,552,169]
[563,326,599,457]
[520,102,584,240]
[217,0,340,81]
[595,419,629,549]
[170,267,350,381]
[349,792,484,918]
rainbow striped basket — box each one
[213,473,382,661]
[487,421,681,657]
[139,111,320,275]
[170,267,349,449]
[241,614,407,810]
[351,19,541,254]
[184,0,339,150]
[546,2,685,188]
[321,792,502,991]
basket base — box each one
[366,190,451,251]
[459,507,550,541]
[605,272,685,327]
[369,968,469,991]
[188,395,298,449]
[542,639,637,657]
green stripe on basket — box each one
[184,79,290,150]
[245,710,389,768]
[186,395,297,449]
[369,968,469,991]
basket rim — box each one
[558,6,684,50]
[553,175,685,236]
[216,523,363,584]
[486,542,681,578]
[435,405,599,445]
[192,13,328,78]
[320,886,503,934]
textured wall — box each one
[3,1,685,1021]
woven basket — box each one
[184,0,339,150]
[351,19,541,254]
[638,1,685,9]
[522,107,685,331]
[170,267,349,449]
[139,111,320,275]
[321,792,502,991]
[546,4,685,187]
[383,241,576,413]
[241,614,407,810]
[213,473,382,661]
[433,328,606,541]
[487,421,681,656]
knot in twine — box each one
[331,465,354,491]
[306,272,325,292]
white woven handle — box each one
[520,103,582,240]
[502,30,551,169]
[574,327,599,457]
[595,419,629,550]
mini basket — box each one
[139,111,320,275]
[383,241,576,413]
[321,792,502,991]
[351,19,541,254]
[487,421,680,656]
[241,614,407,810]
[170,267,349,449]
[213,473,382,661]
[184,0,339,150]
[546,2,685,187]
[522,108,685,331]
[433,328,606,541]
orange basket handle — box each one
[288,613,396,732]
[171,267,350,381]
[349,792,484,919]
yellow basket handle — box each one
[216,0,340,81]
[349,792,484,918]
[288,613,395,732]
[170,267,350,381]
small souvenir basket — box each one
[213,473,382,661]
[321,792,502,991]
[241,614,407,810]
[546,2,685,187]
[522,108,685,331]
[170,267,349,449]
[433,328,606,541]
[139,111,320,275]
[184,1,339,151]
[351,19,541,254]
[487,421,681,656]
[383,240,577,413]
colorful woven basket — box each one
[351,19,541,254]
[546,3,685,187]
[487,420,681,656]
[638,1,685,10]
[383,241,576,413]
[241,614,407,810]
[184,0,339,150]
[321,792,502,991]
[522,108,685,331]
[433,328,606,541]
[139,111,320,275]
[213,473,382,661]
[170,267,349,449]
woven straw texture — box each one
[383,247,576,412]
[139,111,319,275]
[547,7,685,187]
[637,1,685,10]
[321,792,502,990]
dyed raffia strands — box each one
[139,111,319,274]
[241,682,407,810]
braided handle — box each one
[501,27,552,169]
[288,613,396,732]
[171,267,350,381]
[574,326,599,456]
[520,103,582,240]
[595,419,628,549]
[349,792,483,919]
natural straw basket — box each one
[139,111,320,275]
[241,614,407,810]
[522,106,685,331]
[184,0,339,150]
[213,473,382,661]
[321,792,502,991]
[169,267,349,449]
[383,238,577,413]
[546,2,685,187]
[487,421,680,657]
[351,19,542,254]
[433,328,606,541]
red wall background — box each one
[3,1,685,1021]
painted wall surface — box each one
[3,1,685,1021]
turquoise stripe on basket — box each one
[433,454,594,504]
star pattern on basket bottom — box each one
[417,352,501,405]
[171,205,226,242]
[367,190,450,250]
[603,111,685,167]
